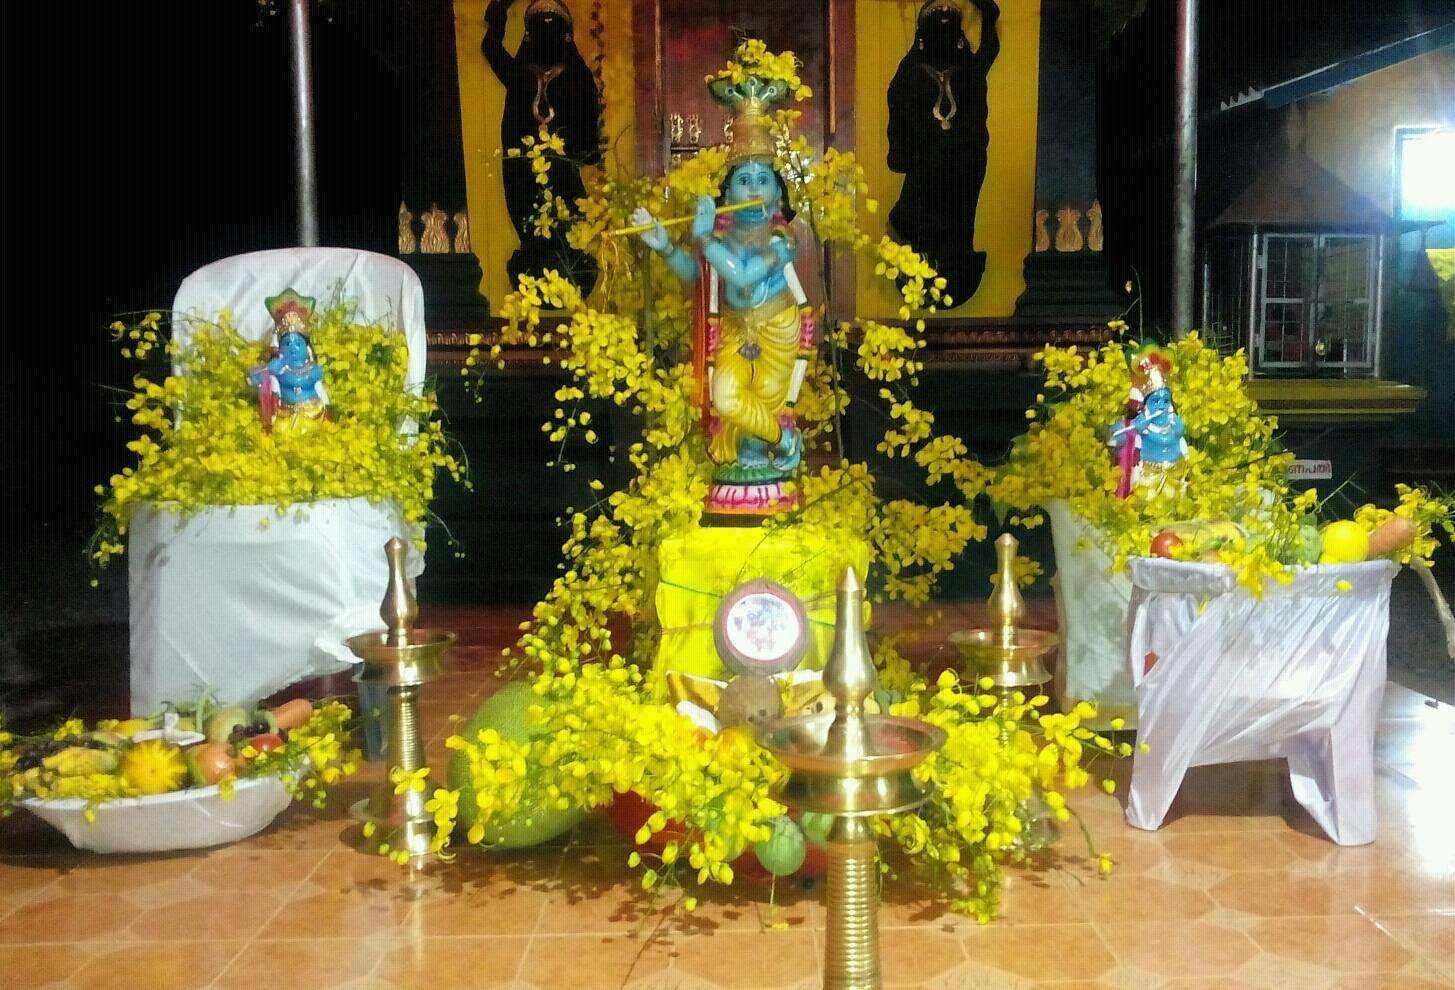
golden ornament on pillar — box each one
[1086,199,1104,253]
[1034,208,1051,252]
[452,211,471,253]
[1054,206,1084,252]
[757,568,946,990]
[398,202,417,255]
[419,204,450,254]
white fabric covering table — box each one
[1047,498,1138,728]
[1124,557,1398,845]
[128,249,427,714]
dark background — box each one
[6,1,400,539]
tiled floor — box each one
[1,605,1452,990]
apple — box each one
[185,743,238,787]
[1150,531,1183,559]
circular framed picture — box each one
[713,579,809,677]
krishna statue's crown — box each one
[708,73,792,167]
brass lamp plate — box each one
[758,712,946,817]
[345,629,456,685]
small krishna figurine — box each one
[630,67,815,520]
[249,288,332,434]
[1109,341,1187,494]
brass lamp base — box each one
[345,538,455,864]
[757,568,946,990]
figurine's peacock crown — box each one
[265,288,316,336]
[709,73,792,168]
[1127,340,1173,396]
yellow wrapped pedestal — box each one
[652,524,872,688]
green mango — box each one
[753,815,807,876]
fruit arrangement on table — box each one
[1146,510,1422,568]
[1,696,358,851]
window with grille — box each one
[1254,233,1378,374]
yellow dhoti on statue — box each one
[709,294,801,465]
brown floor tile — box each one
[1096,919,1261,980]
[214,938,386,990]
[1372,912,1455,967]
[1081,873,1218,921]
[127,892,286,942]
[1249,914,1414,972]
[669,928,820,989]
[993,871,1093,926]
[519,933,676,989]
[411,878,551,936]
[1327,867,1455,915]
[0,892,141,944]
[1208,870,1353,917]
[188,848,326,891]
[48,853,201,895]
[373,936,528,988]
[1327,974,1455,990]
[877,929,965,986]
[0,856,72,894]
[278,889,417,939]
[957,923,1116,982]
[0,941,99,988]
[1164,831,1297,872]
[69,940,243,990]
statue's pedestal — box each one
[651,524,872,689]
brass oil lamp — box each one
[949,533,1057,704]
[756,568,946,990]
[345,537,455,862]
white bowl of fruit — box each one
[6,698,352,854]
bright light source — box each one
[1397,127,1455,221]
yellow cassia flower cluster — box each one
[707,39,813,101]
[425,43,1119,922]
[986,334,1452,593]
[91,301,466,567]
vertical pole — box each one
[1171,0,1199,337]
[289,0,319,246]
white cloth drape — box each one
[1124,557,1398,845]
[129,249,427,714]
[1046,499,1138,727]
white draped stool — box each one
[1124,557,1398,845]
[128,248,428,714]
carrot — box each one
[1366,516,1416,558]
[271,698,314,731]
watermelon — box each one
[448,682,584,848]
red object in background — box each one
[1144,651,1160,675]
[1150,531,1183,559]
[246,732,284,753]
[602,791,827,880]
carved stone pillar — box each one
[1014,0,1123,320]
[397,0,489,328]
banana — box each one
[42,746,120,777]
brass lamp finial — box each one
[823,567,876,763]
[381,537,418,647]
[988,532,1025,646]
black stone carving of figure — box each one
[482,0,601,293]
[887,0,1000,305]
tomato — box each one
[246,733,285,754]
[1150,531,1183,559]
